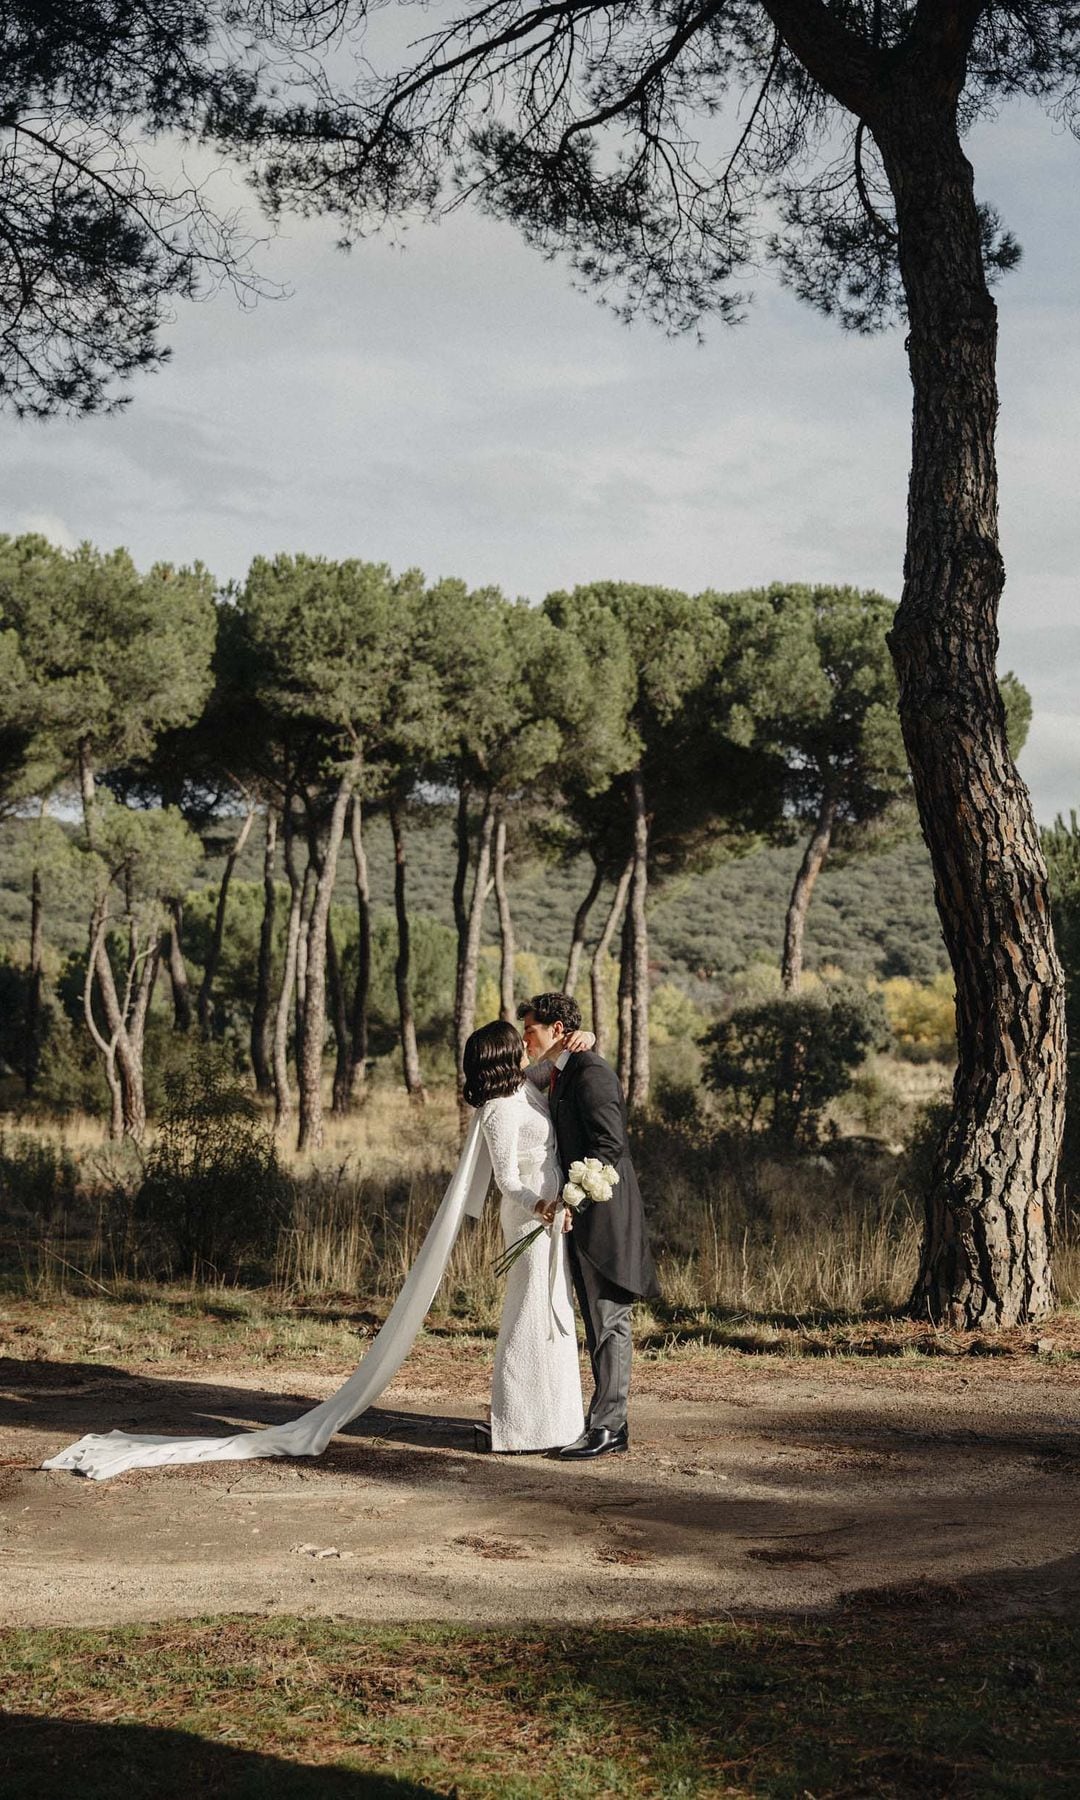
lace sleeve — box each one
[480,1099,545,1218]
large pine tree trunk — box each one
[165,899,193,1033]
[251,807,277,1094]
[347,794,372,1102]
[25,860,43,1094]
[389,794,425,1101]
[564,862,603,997]
[628,768,651,1109]
[455,792,495,1098]
[590,859,633,1061]
[876,97,1065,1326]
[781,794,837,994]
[197,802,256,1037]
[493,809,516,1022]
[297,771,354,1152]
[272,799,305,1129]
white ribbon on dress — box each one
[42,1116,494,1482]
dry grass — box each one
[5,1082,1080,1330]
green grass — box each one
[1,1614,1078,1797]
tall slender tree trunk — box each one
[781,794,837,994]
[564,862,603,997]
[165,899,194,1033]
[251,807,277,1094]
[272,798,304,1130]
[628,767,651,1110]
[451,779,472,1067]
[616,906,633,1097]
[297,770,355,1152]
[873,94,1065,1325]
[455,792,495,1097]
[389,794,425,1101]
[347,793,372,1101]
[295,859,314,1059]
[492,809,516,1022]
[326,916,352,1115]
[125,927,161,1142]
[197,801,256,1037]
[24,859,43,1095]
[78,741,144,1140]
[590,858,633,1061]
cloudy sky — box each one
[5,93,1079,821]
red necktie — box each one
[549,1063,559,1098]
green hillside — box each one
[0,810,946,1000]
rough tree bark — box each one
[165,899,193,1033]
[346,793,372,1102]
[781,793,837,994]
[564,861,603,998]
[492,809,516,1022]
[628,767,651,1109]
[455,791,495,1097]
[197,801,256,1037]
[872,77,1065,1324]
[251,806,277,1094]
[590,858,633,1062]
[297,769,355,1151]
[389,792,425,1101]
[272,796,305,1130]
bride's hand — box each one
[561,1208,573,1234]
[563,1029,596,1054]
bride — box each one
[464,1018,585,1453]
[42,1024,590,1481]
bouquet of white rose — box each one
[492,1156,619,1279]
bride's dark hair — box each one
[463,1020,526,1107]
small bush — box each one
[702,983,890,1149]
[135,1052,294,1280]
[880,972,955,1063]
[0,1131,78,1222]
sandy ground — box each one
[3,1349,1080,1628]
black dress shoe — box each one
[557,1424,628,1460]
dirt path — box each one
[4,1351,1080,1627]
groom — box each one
[519,990,660,1460]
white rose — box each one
[584,1157,603,1173]
[568,1160,587,1182]
[562,1182,587,1207]
[601,1164,619,1185]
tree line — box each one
[7,532,1023,1156]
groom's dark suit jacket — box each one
[549,1050,660,1300]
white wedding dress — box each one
[42,1084,581,1480]
[480,1084,585,1452]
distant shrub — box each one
[135,1052,293,1279]
[34,1010,109,1116]
[702,983,890,1149]
[880,972,955,1063]
[0,1131,78,1221]
[904,1098,952,1206]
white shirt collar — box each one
[554,1048,571,1071]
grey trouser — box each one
[568,1240,633,1432]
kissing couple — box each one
[43,992,659,1481]
[468,990,660,1458]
